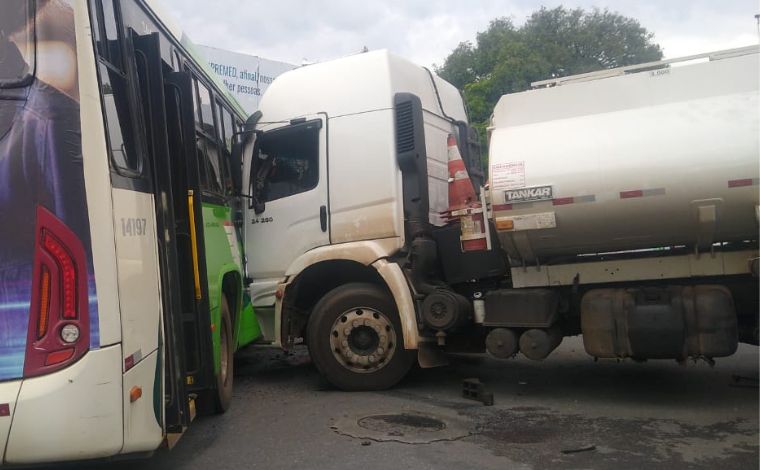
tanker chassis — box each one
[236,46,759,390]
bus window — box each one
[92,0,141,173]
[99,64,140,171]
[215,101,225,145]
[191,77,210,189]
[197,80,214,131]
[195,135,209,189]
[171,49,181,71]
[118,0,173,65]
[99,0,122,69]
[194,80,224,194]
[191,77,201,123]
[216,103,235,195]
[222,107,234,153]
[205,139,224,194]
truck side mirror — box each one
[251,151,273,215]
[237,110,262,206]
[230,140,243,195]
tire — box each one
[307,283,415,391]
[214,295,234,413]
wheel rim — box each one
[220,319,230,386]
[329,307,397,373]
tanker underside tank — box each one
[581,285,738,361]
[482,289,566,361]
[481,283,740,362]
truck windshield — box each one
[0,0,35,87]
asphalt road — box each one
[67,337,758,469]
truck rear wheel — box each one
[307,283,414,391]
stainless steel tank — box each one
[488,47,759,264]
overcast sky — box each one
[160,0,759,67]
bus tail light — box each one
[24,206,90,378]
[37,266,51,338]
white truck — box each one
[232,46,759,390]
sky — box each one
[160,0,759,68]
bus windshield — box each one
[0,0,35,86]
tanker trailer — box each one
[484,45,758,362]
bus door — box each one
[162,71,218,417]
[131,32,214,433]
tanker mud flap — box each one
[417,341,449,368]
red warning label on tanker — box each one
[491,161,525,190]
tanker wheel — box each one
[307,283,415,391]
[214,295,234,413]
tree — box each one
[436,7,663,166]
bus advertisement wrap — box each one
[0,0,99,381]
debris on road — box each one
[561,444,597,454]
[463,378,494,406]
[730,374,759,389]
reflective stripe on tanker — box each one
[492,178,759,212]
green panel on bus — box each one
[200,201,261,373]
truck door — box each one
[244,116,329,307]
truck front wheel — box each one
[307,283,414,391]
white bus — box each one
[0,0,261,464]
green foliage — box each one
[435,7,663,168]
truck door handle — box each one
[319,205,327,232]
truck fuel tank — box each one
[581,285,738,360]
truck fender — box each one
[371,259,421,350]
[276,237,423,350]
[285,238,403,277]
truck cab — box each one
[240,50,483,389]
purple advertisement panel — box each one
[0,0,99,381]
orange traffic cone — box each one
[447,134,478,211]
[446,134,488,252]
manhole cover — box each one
[358,413,447,433]
[332,408,471,444]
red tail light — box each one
[42,232,78,319]
[24,206,90,378]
